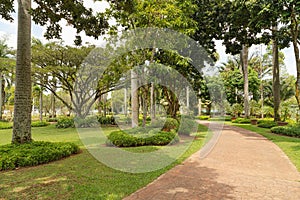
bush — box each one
[0,141,80,171]
[178,117,198,135]
[197,115,210,120]
[47,118,58,122]
[56,117,75,128]
[31,121,50,127]
[162,118,179,132]
[209,116,231,121]
[232,118,251,124]
[106,130,179,147]
[257,121,277,129]
[271,125,300,138]
[75,117,99,128]
[0,121,13,129]
[97,116,116,125]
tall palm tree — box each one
[12,0,32,143]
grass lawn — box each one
[228,122,300,171]
[0,124,208,199]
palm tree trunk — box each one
[241,45,250,118]
[272,25,281,122]
[39,88,43,122]
[12,0,32,144]
[131,70,139,127]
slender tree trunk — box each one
[124,88,127,117]
[39,88,43,122]
[12,0,32,144]
[241,45,250,118]
[272,26,281,122]
[51,93,56,118]
[150,83,155,120]
[186,86,189,112]
[291,8,300,111]
[131,70,139,127]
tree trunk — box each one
[124,88,127,117]
[241,45,250,118]
[51,93,56,118]
[272,29,281,122]
[12,0,32,144]
[150,82,155,121]
[131,70,139,127]
[291,8,300,112]
[39,88,43,122]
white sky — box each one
[0,0,297,76]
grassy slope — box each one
[228,123,300,171]
[0,125,208,199]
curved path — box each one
[124,122,300,200]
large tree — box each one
[0,0,108,143]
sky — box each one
[0,0,297,76]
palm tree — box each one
[12,0,32,144]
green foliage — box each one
[197,115,210,120]
[178,117,198,135]
[56,117,75,129]
[75,117,99,128]
[271,125,300,138]
[106,130,179,147]
[209,116,232,121]
[47,118,58,122]
[162,118,179,132]
[0,141,79,171]
[97,116,116,125]
[0,121,12,129]
[257,121,277,129]
[232,118,251,124]
[31,121,50,127]
[231,103,244,117]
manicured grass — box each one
[0,124,208,199]
[228,123,300,171]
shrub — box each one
[0,121,13,129]
[47,118,58,122]
[209,116,231,121]
[75,117,99,128]
[257,121,277,129]
[271,125,300,138]
[0,141,80,171]
[31,121,50,127]
[178,118,198,135]
[232,118,251,124]
[97,116,116,125]
[56,117,75,128]
[197,115,210,120]
[106,130,179,147]
[162,118,179,132]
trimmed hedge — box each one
[178,117,198,135]
[257,121,277,129]
[56,117,75,128]
[209,116,231,121]
[197,115,210,120]
[31,121,50,127]
[106,130,179,147]
[232,118,251,124]
[271,125,300,138]
[0,141,80,171]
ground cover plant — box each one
[0,141,79,170]
[232,118,251,124]
[271,125,300,138]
